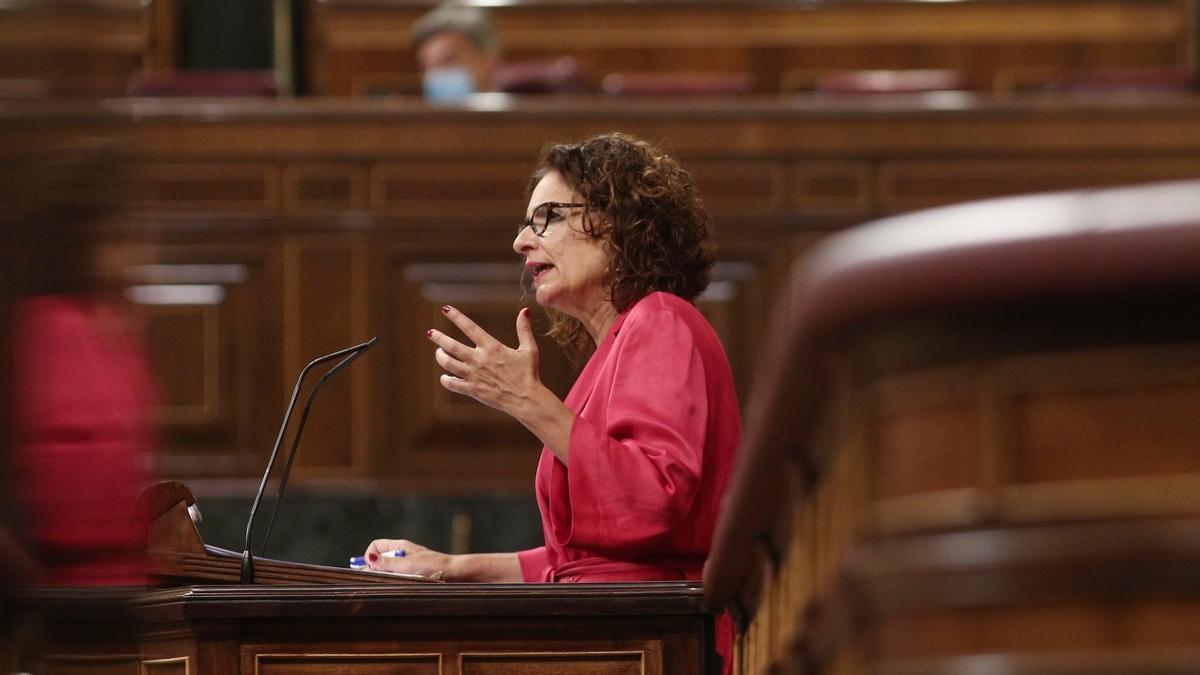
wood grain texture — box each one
[4,97,1200,496]
[19,581,712,675]
[307,0,1197,96]
[0,0,172,96]
[700,178,1200,672]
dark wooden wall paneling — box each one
[4,96,1200,492]
[0,0,174,96]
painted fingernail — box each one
[442,305,451,314]
[522,307,530,318]
[368,553,378,562]
[426,329,433,338]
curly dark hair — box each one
[526,132,716,362]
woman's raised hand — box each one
[364,538,449,579]
[428,305,543,417]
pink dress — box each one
[517,291,740,670]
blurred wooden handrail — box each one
[703,178,1200,614]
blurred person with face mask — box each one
[10,140,158,586]
[411,3,502,102]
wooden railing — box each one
[704,178,1200,673]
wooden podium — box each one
[18,483,717,674]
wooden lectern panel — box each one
[16,482,716,674]
[140,659,187,675]
[254,654,441,675]
[20,582,714,674]
[134,584,708,675]
[460,652,644,674]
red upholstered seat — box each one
[600,72,754,96]
[813,69,971,94]
[127,71,279,97]
[995,67,1200,95]
[491,57,591,94]
[1054,67,1199,93]
[0,78,122,99]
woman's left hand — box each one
[429,305,543,417]
[364,538,449,579]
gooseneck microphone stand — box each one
[240,336,378,584]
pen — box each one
[348,549,405,569]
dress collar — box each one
[562,306,631,411]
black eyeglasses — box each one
[519,201,586,237]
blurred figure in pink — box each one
[11,141,157,586]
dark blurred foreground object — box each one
[705,179,1200,673]
[127,70,278,97]
[6,588,141,674]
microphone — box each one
[240,336,378,584]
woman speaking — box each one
[365,133,739,664]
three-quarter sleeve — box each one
[516,546,550,582]
[547,304,708,555]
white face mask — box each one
[423,67,476,102]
